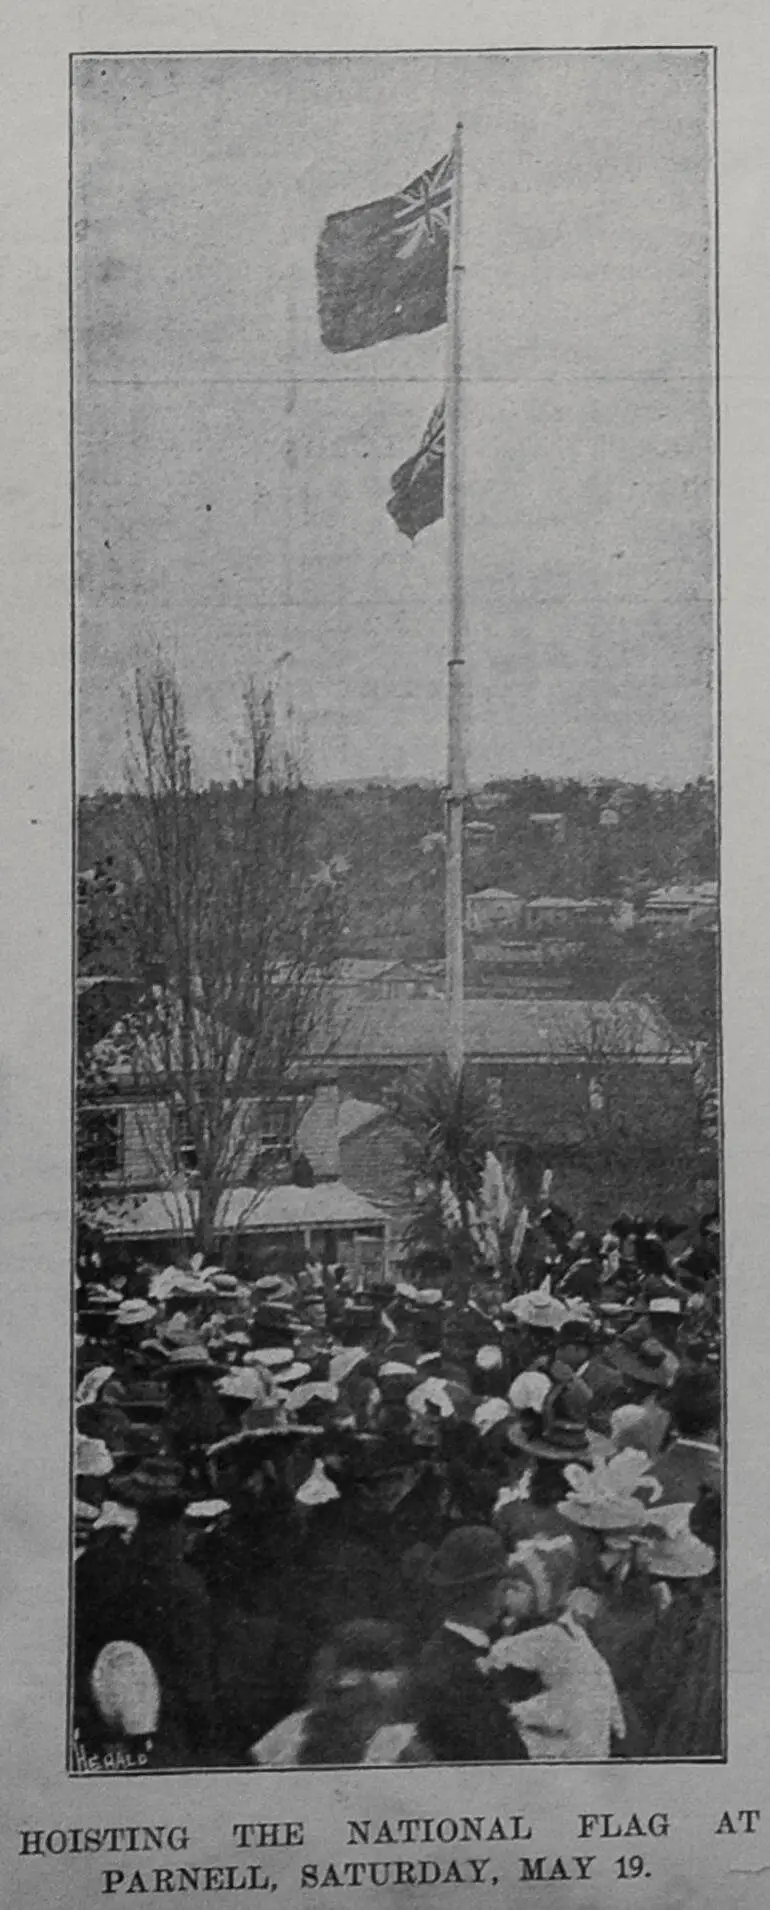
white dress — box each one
[484,1612,625,1761]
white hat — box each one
[116,1299,156,1328]
[76,1435,114,1478]
[216,1368,276,1403]
[508,1369,552,1414]
[406,1377,458,1421]
[185,1498,230,1522]
[92,1499,138,1540]
[476,1345,504,1372]
[295,1459,340,1507]
[75,1365,115,1408]
[473,1397,512,1435]
[639,1502,716,1580]
[245,1346,295,1369]
[503,1276,569,1332]
[284,1381,339,1413]
[275,1362,312,1387]
[90,1641,160,1737]
[328,1346,369,1387]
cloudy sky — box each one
[74,49,715,792]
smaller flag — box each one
[387,398,445,540]
[316,152,452,354]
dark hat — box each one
[507,1382,592,1462]
[654,1215,689,1242]
[119,1382,168,1423]
[608,1335,676,1390]
[110,1456,188,1509]
[164,1344,223,1378]
[428,1525,508,1590]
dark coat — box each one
[653,1439,721,1506]
[111,1519,217,1766]
[411,1623,540,1763]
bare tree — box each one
[82,660,342,1255]
[546,996,702,1217]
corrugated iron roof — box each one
[92,1180,388,1238]
[316,995,685,1061]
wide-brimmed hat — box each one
[244,1345,295,1370]
[473,1396,512,1436]
[116,1298,157,1328]
[184,1497,230,1523]
[110,1455,189,1508]
[75,1364,115,1408]
[76,1434,114,1478]
[557,1448,663,1532]
[638,1503,716,1579]
[328,1346,370,1388]
[503,1277,569,1333]
[274,1361,312,1388]
[216,1366,277,1403]
[80,1284,122,1310]
[608,1335,677,1391]
[507,1382,592,1462]
[429,1525,508,1590]
[407,1375,471,1423]
[164,1344,223,1378]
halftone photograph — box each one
[72,48,721,1773]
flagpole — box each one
[445,120,465,1077]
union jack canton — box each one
[316,151,453,353]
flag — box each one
[316,152,452,353]
[387,398,445,540]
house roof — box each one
[646,883,718,906]
[468,888,522,902]
[315,995,686,1063]
[337,1097,387,1142]
[527,896,609,911]
[91,1180,388,1239]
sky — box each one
[74,50,716,792]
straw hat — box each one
[639,1503,716,1580]
[503,1276,569,1333]
[76,1434,114,1478]
[164,1343,223,1378]
[215,1367,276,1403]
[116,1298,157,1328]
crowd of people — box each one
[73,1201,722,1771]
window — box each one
[258,1098,295,1158]
[78,1107,124,1179]
[171,1106,198,1175]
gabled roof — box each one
[315,995,686,1062]
[92,1180,388,1239]
[337,1097,387,1142]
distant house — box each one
[643,883,718,929]
[420,830,445,855]
[333,956,442,998]
[529,811,567,843]
[337,1098,415,1247]
[303,992,692,1153]
[471,789,508,814]
[526,897,612,933]
[80,1007,391,1277]
[466,889,525,934]
[90,1180,391,1280]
